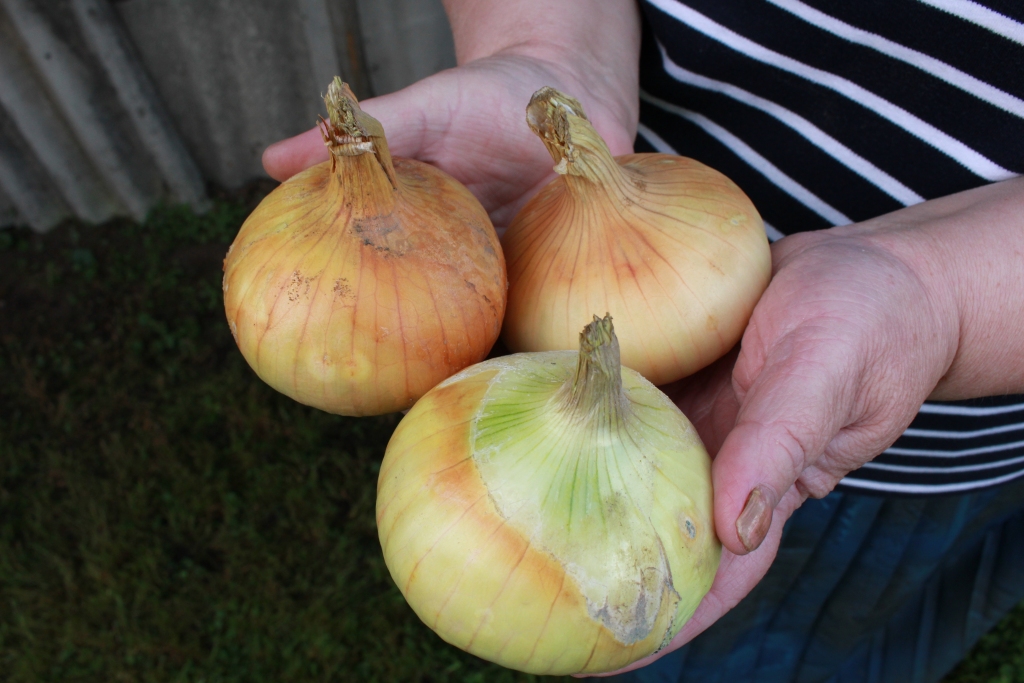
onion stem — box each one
[319,76,397,190]
[526,87,625,195]
[558,314,629,423]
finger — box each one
[713,333,858,556]
[359,86,434,159]
[661,346,741,456]
[262,127,328,181]
[261,82,438,182]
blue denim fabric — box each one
[607,478,1024,683]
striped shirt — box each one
[636,0,1024,494]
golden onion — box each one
[377,315,719,675]
[501,87,771,385]
[223,78,506,416]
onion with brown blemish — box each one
[223,78,507,416]
[501,87,771,385]
[377,315,719,675]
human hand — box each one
[598,189,998,675]
[262,1,641,229]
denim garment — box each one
[608,478,1024,683]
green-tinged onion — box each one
[377,315,719,675]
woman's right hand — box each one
[262,0,641,229]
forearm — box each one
[853,176,1024,399]
[929,177,1024,398]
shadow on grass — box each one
[0,196,571,683]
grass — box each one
[0,195,571,682]
[945,603,1024,683]
[0,193,1021,682]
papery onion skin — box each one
[223,79,506,416]
[501,88,771,386]
[377,317,719,675]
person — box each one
[263,1,1024,680]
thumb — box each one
[261,81,440,182]
[262,127,328,182]
[712,337,858,555]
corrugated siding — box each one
[0,0,455,231]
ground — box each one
[0,193,1020,682]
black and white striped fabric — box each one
[636,0,1024,494]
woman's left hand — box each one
[598,176,1024,676]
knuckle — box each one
[795,466,839,499]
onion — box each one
[223,78,507,416]
[377,315,719,675]
[501,88,771,385]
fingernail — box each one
[736,486,774,552]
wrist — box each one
[443,0,640,65]
[836,180,1024,400]
[876,228,962,399]
[441,0,641,150]
[823,215,961,401]
[927,177,1024,398]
